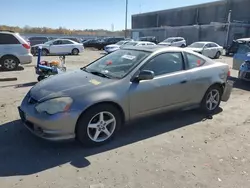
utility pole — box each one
[225,10,232,47]
[125,0,128,38]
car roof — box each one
[237,38,250,42]
[122,45,181,52]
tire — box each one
[200,85,222,114]
[72,48,79,55]
[214,51,221,59]
[41,49,49,56]
[181,44,185,48]
[76,104,122,147]
[37,75,45,82]
[0,56,19,71]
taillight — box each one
[22,43,30,49]
[227,70,231,77]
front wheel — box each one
[76,104,122,147]
[200,85,222,114]
[71,48,79,55]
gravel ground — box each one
[0,50,250,188]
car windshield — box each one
[189,42,205,48]
[163,38,175,42]
[116,41,125,45]
[124,42,137,46]
[83,49,149,79]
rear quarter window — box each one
[0,33,20,44]
[185,53,206,69]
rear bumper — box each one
[221,80,233,102]
[18,54,33,64]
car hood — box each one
[158,42,171,46]
[186,47,203,52]
[30,70,114,102]
[106,44,120,48]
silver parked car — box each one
[0,30,32,70]
[18,46,232,146]
[31,39,84,56]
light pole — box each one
[125,0,128,38]
[225,10,232,47]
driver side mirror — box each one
[133,70,155,82]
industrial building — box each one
[130,0,250,47]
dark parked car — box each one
[82,39,102,48]
[226,38,250,56]
[95,37,125,50]
[139,36,158,44]
[28,36,50,46]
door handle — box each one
[180,80,187,84]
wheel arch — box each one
[0,54,20,64]
[75,101,125,133]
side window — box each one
[147,43,154,45]
[210,43,218,47]
[0,33,20,44]
[62,40,73,44]
[53,40,62,45]
[142,52,184,76]
[185,53,205,69]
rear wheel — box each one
[71,48,79,55]
[214,51,221,59]
[76,104,122,147]
[181,44,185,48]
[42,49,49,56]
[200,85,222,114]
[1,56,19,71]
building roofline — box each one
[132,0,226,17]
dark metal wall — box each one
[132,0,250,29]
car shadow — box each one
[0,108,222,177]
[0,66,24,72]
[228,76,250,91]
[0,82,37,89]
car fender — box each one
[73,89,130,122]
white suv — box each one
[0,30,32,71]
[158,37,186,47]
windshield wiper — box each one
[81,67,114,79]
[89,71,112,79]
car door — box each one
[184,52,210,104]
[202,43,213,57]
[49,40,63,54]
[129,52,191,118]
[61,40,74,53]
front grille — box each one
[245,72,250,79]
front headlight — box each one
[35,97,73,115]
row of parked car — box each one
[102,37,224,59]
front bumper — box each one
[221,80,233,102]
[18,94,79,141]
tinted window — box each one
[62,40,73,44]
[142,52,184,76]
[0,33,20,44]
[30,37,47,40]
[210,43,218,47]
[185,53,205,69]
[53,40,62,45]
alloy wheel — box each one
[87,111,116,142]
[206,89,220,111]
[3,59,17,70]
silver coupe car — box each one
[18,46,232,146]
